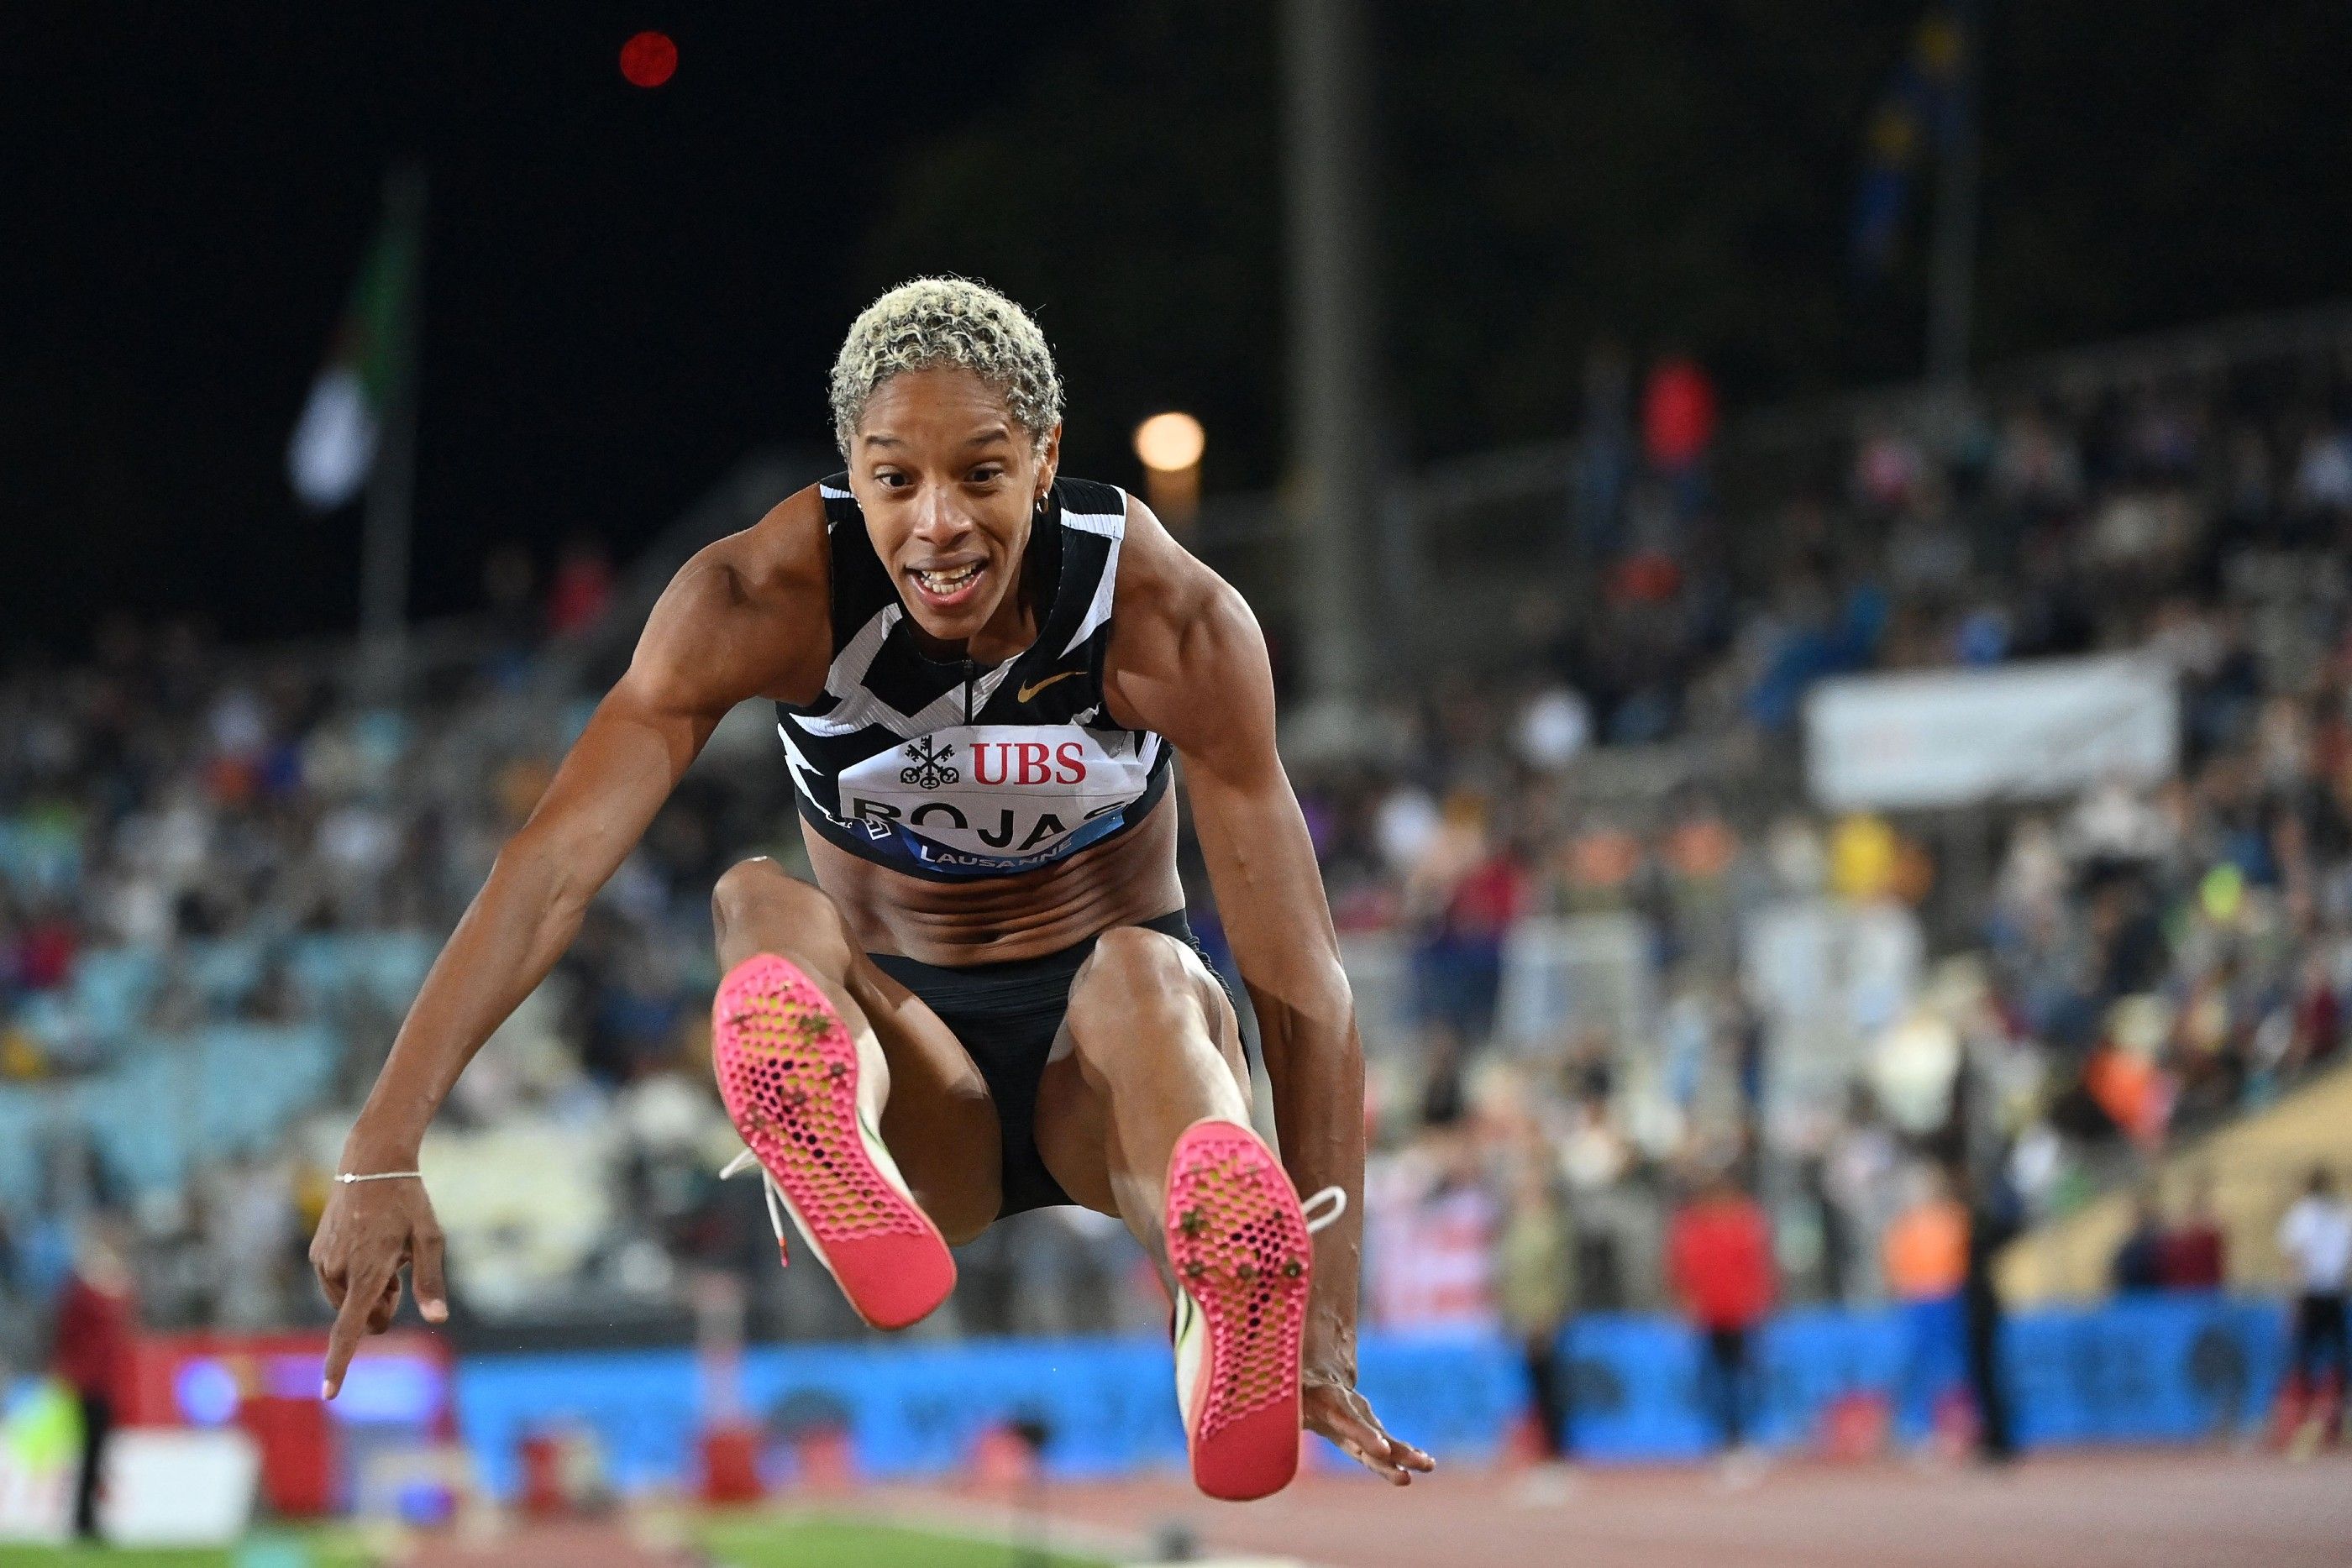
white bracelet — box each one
[334,1170,423,1183]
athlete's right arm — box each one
[312,496,829,1395]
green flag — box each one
[287,190,419,511]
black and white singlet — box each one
[775,474,1173,881]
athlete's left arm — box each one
[1105,499,1436,1487]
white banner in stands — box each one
[102,1429,261,1546]
[1804,654,2177,811]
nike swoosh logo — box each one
[1016,669,1084,703]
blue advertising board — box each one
[448,1294,2289,1497]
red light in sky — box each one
[620,31,677,88]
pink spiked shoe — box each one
[1163,1117,1347,1502]
[711,953,955,1330]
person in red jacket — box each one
[1667,1167,1775,1466]
[2158,1177,2228,1292]
[54,1218,138,1540]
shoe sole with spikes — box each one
[1165,1117,1315,1502]
[711,953,954,1330]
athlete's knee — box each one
[918,1176,1000,1247]
[1068,926,1212,1046]
[710,857,838,947]
[1080,924,1196,994]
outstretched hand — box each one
[1303,1369,1437,1486]
[308,1175,448,1399]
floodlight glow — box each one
[1133,412,1205,473]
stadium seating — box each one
[5,321,2351,1340]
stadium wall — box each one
[445,1295,2288,1497]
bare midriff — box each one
[805,790,1187,967]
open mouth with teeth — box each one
[907,559,987,609]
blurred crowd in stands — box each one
[5,343,2352,1390]
[1312,347,2352,1340]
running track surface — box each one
[895,1450,2352,1568]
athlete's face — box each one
[849,367,1061,658]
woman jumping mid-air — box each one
[309,277,1434,1500]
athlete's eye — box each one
[969,466,1003,485]
[874,469,909,489]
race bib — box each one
[831,724,1158,873]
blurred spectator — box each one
[2292,422,2352,519]
[545,537,616,636]
[1962,1169,2019,1464]
[0,1207,25,1376]
[1367,1127,1498,1330]
[480,543,540,683]
[2110,1191,2167,1294]
[1641,354,1718,501]
[1405,792,1527,1046]
[1495,1150,1578,1471]
[2276,1166,2350,1450]
[1573,340,1633,553]
[1884,1165,1969,1443]
[203,1150,302,1329]
[55,1216,138,1540]
[2158,1177,2229,1292]
[1823,1088,1900,1303]
[1665,1167,1773,1467]
[1515,684,1592,773]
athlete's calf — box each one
[1059,924,1252,1254]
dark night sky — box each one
[6,3,1100,648]
[12,3,2351,653]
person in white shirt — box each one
[2276,1167,2351,1448]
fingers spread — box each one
[1307,1387,1433,1485]
[1309,1400,1414,1485]
[1354,1407,1434,1474]
[1349,1437,1413,1486]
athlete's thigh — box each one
[1031,934,1247,1218]
[713,859,1004,1235]
[832,951,1005,1236]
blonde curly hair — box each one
[828,277,1064,456]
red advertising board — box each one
[123,1329,453,1517]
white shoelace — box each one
[720,1147,795,1256]
[1301,1185,1348,1235]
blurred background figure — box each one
[1961,1164,2019,1465]
[0,1208,27,1382]
[1405,790,1527,1049]
[1494,1144,1579,1495]
[543,538,615,639]
[1368,1120,1499,1333]
[53,1217,137,1540]
[2159,1177,2229,1293]
[2276,1167,2351,1456]
[1665,1166,1773,1481]
[2111,1189,2168,1295]
[1883,1164,1970,1454]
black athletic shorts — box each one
[869,909,1226,1219]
